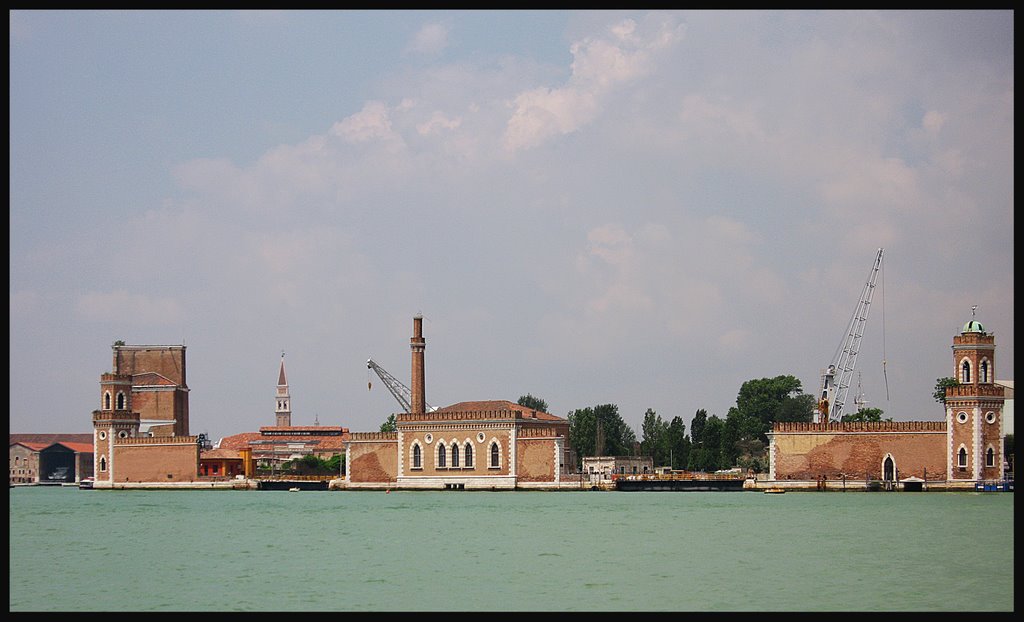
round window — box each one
[118,430,129,439]
[424,433,433,444]
[477,432,485,443]
[956,412,968,424]
[98,431,107,440]
[985,412,996,424]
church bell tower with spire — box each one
[275,352,292,427]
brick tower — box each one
[275,352,292,427]
[92,372,140,484]
[945,310,1005,482]
[410,315,426,415]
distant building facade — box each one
[582,456,654,483]
[345,316,575,490]
[215,353,348,473]
[768,317,1009,487]
[10,434,93,485]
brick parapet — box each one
[945,384,1005,399]
[114,435,198,445]
[772,421,946,433]
[349,432,398,441]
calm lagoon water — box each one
[9,486,1013,611]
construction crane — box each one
[814,247,884,423]
[366,358,435,413]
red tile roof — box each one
[10,433,93,445]
[131,372,178,386]
[10,441,49,451]
[44,441,94,453]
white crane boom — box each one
[367,358,434,413]
[815,248,884,423]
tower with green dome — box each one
[946,308,1006,482]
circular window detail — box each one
[956,412,968,424]
[98,431,107,440]
[117,430,129,439]
[985,412,996,424]
[424,433,433,444]
[477,432,485,443]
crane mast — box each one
[815,248,884,423]
[367,358,434,413]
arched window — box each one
[883,456,895,481]
[961,359,972,384]
[104,392,111,410]
[958,447,968,468]
[438,443,447,468]
[490,442,500,468]
[464,443,473,468]
[980,360,989,383]
[116,392,126,410]
[451,444,460,468]
[412,444,422,469]
[986,447,995,467]
[99,456,107,472]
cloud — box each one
[407,22,451,56]
[503,14,684,152]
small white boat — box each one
[763,487,786,494]
[288,487,301,492]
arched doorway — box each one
[883,455,895,481]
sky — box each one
[10,10,1014,444]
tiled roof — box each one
[131,372,178,386]
[10,441,49,451]
[217,430,349,451]
[436,400,565,421]
[200,448,244,459]
[10,433,93,446]
[43,441,94,454]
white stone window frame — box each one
[957,444,969,468]
[956,411,969,424]
[960,357,972,384]
[99,455,107,472]
[985,445,996,468]
[979,358,991,384]
[117,430,129,439]
[436,439,448,469]
[104,391,112,410]
[116,391,126,410]
[410,441,424,470]
[463,440,474,469]
[98,430,107,440]
[488,440,502,469]
[985,411,996,424]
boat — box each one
[79,477,94,490]
[288,487,301,492]
[763,487,786,494]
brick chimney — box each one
[410,315,426,414]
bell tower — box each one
[945,308,1005,483]
[92,372,140,484]
[275,352,292,427]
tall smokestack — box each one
[410,315,426,414]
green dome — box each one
[962,320,985,333]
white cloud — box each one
[503,15,684,152]
[407,22,450,56]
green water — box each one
[9,486,1014,611]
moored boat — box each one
[763,487,785,494]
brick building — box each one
[345,315,576,490]
[10,434,93,484]
[91,344,199,487]
[767,316,1009,488]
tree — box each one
[640,408,670,466]
[690,409,708,447]
[517,394,549,413]
[665,416,689,470]
[734,375,813,441]
[933,377,959,405]
[380,414,397,433]
[568,404,635,458]
[843,407,890,422]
